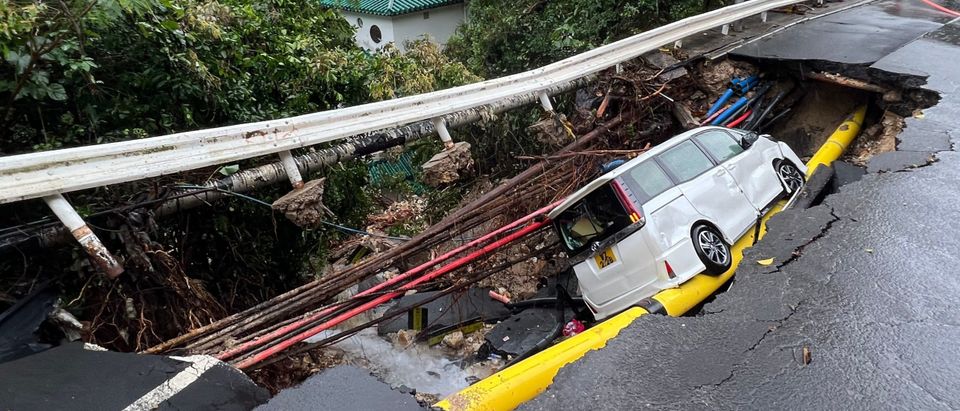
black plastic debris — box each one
[0,285,58,364]
[378,288,511,337]
[484,307,572,359]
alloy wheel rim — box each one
[698,230,728,265]
[779,164,804,192]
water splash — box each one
[307,328,496,397]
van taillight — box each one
[665,261,676,279]
[611,179,644,224]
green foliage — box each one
[0,0,477,154]
[321,161,374,228]
[446,0,728,77]
[0,0,481,314]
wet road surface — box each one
[524,4,960,410]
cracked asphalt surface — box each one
[524,5,960,410]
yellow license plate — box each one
[594,247,617,269]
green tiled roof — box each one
[319,0,463,16]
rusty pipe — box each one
[43,194,124,278]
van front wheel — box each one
[692,224,732,276]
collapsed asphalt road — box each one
[524,9,960,411]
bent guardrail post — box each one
[432,117,456,149]
[43,194,124,278]
[537,92,554,112]
[278,150,305,189]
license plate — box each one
[594,247,617,269]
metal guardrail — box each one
[0,0,802,205]
[0,0,804,274]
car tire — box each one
[692,224,732,276]
[775,160,805,194]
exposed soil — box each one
[847,110,904,165]
[767,82,869,158]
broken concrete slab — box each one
[0,342,267,410]
[271,178,333,228]
[378,288,511,336]
[256,365,423,411]
[896,117,954,152]
[641,51,688,82]
[421,142,474,187]
[866,150,935,173]
[830,160,865,193]
[791,164,833,210]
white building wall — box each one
[391,4,467,50]
[342,11,395,51]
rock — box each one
[421,142,474,187]
[441,331,465,350]
[271,179,334,228]
[393,329,417,348]
[526,113,571,146]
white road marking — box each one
[122,355,220,411]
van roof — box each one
[547,126,738,219]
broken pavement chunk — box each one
[421,142,474,187]
[271,178,334,228]
[641,51,688,82]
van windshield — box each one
[554,184,632,255]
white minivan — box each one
[549,127,806,320]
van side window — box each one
[658,140,714,183]
[626,160,673,202]
[695,130,743,163]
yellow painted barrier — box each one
[806,105,866,177]
[438,107,865,410]
[436,306,648,411]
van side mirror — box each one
[739,132,759,149]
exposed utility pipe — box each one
[919,0,960,16]
[726,109,753,128]
[216,201,561,360]
[805,71,888,93]
[159,78,591,214]
[234,219,550,369]
[251,247,555,370]
[144,112,635,355]
[184,178,568,355]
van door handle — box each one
[727,164,737,170]
[714,169,725,176]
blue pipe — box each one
[712,96,749,125]
[706,88,735,117]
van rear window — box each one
[554,184,632,254]
[626,160,673,202]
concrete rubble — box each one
[421,142,475,186]
[271,178,334,228]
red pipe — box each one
[218,201,560,361]
[726,109,753,128]
[700,104,730,126]
[920,0,960,16]
[235,219,549,369]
